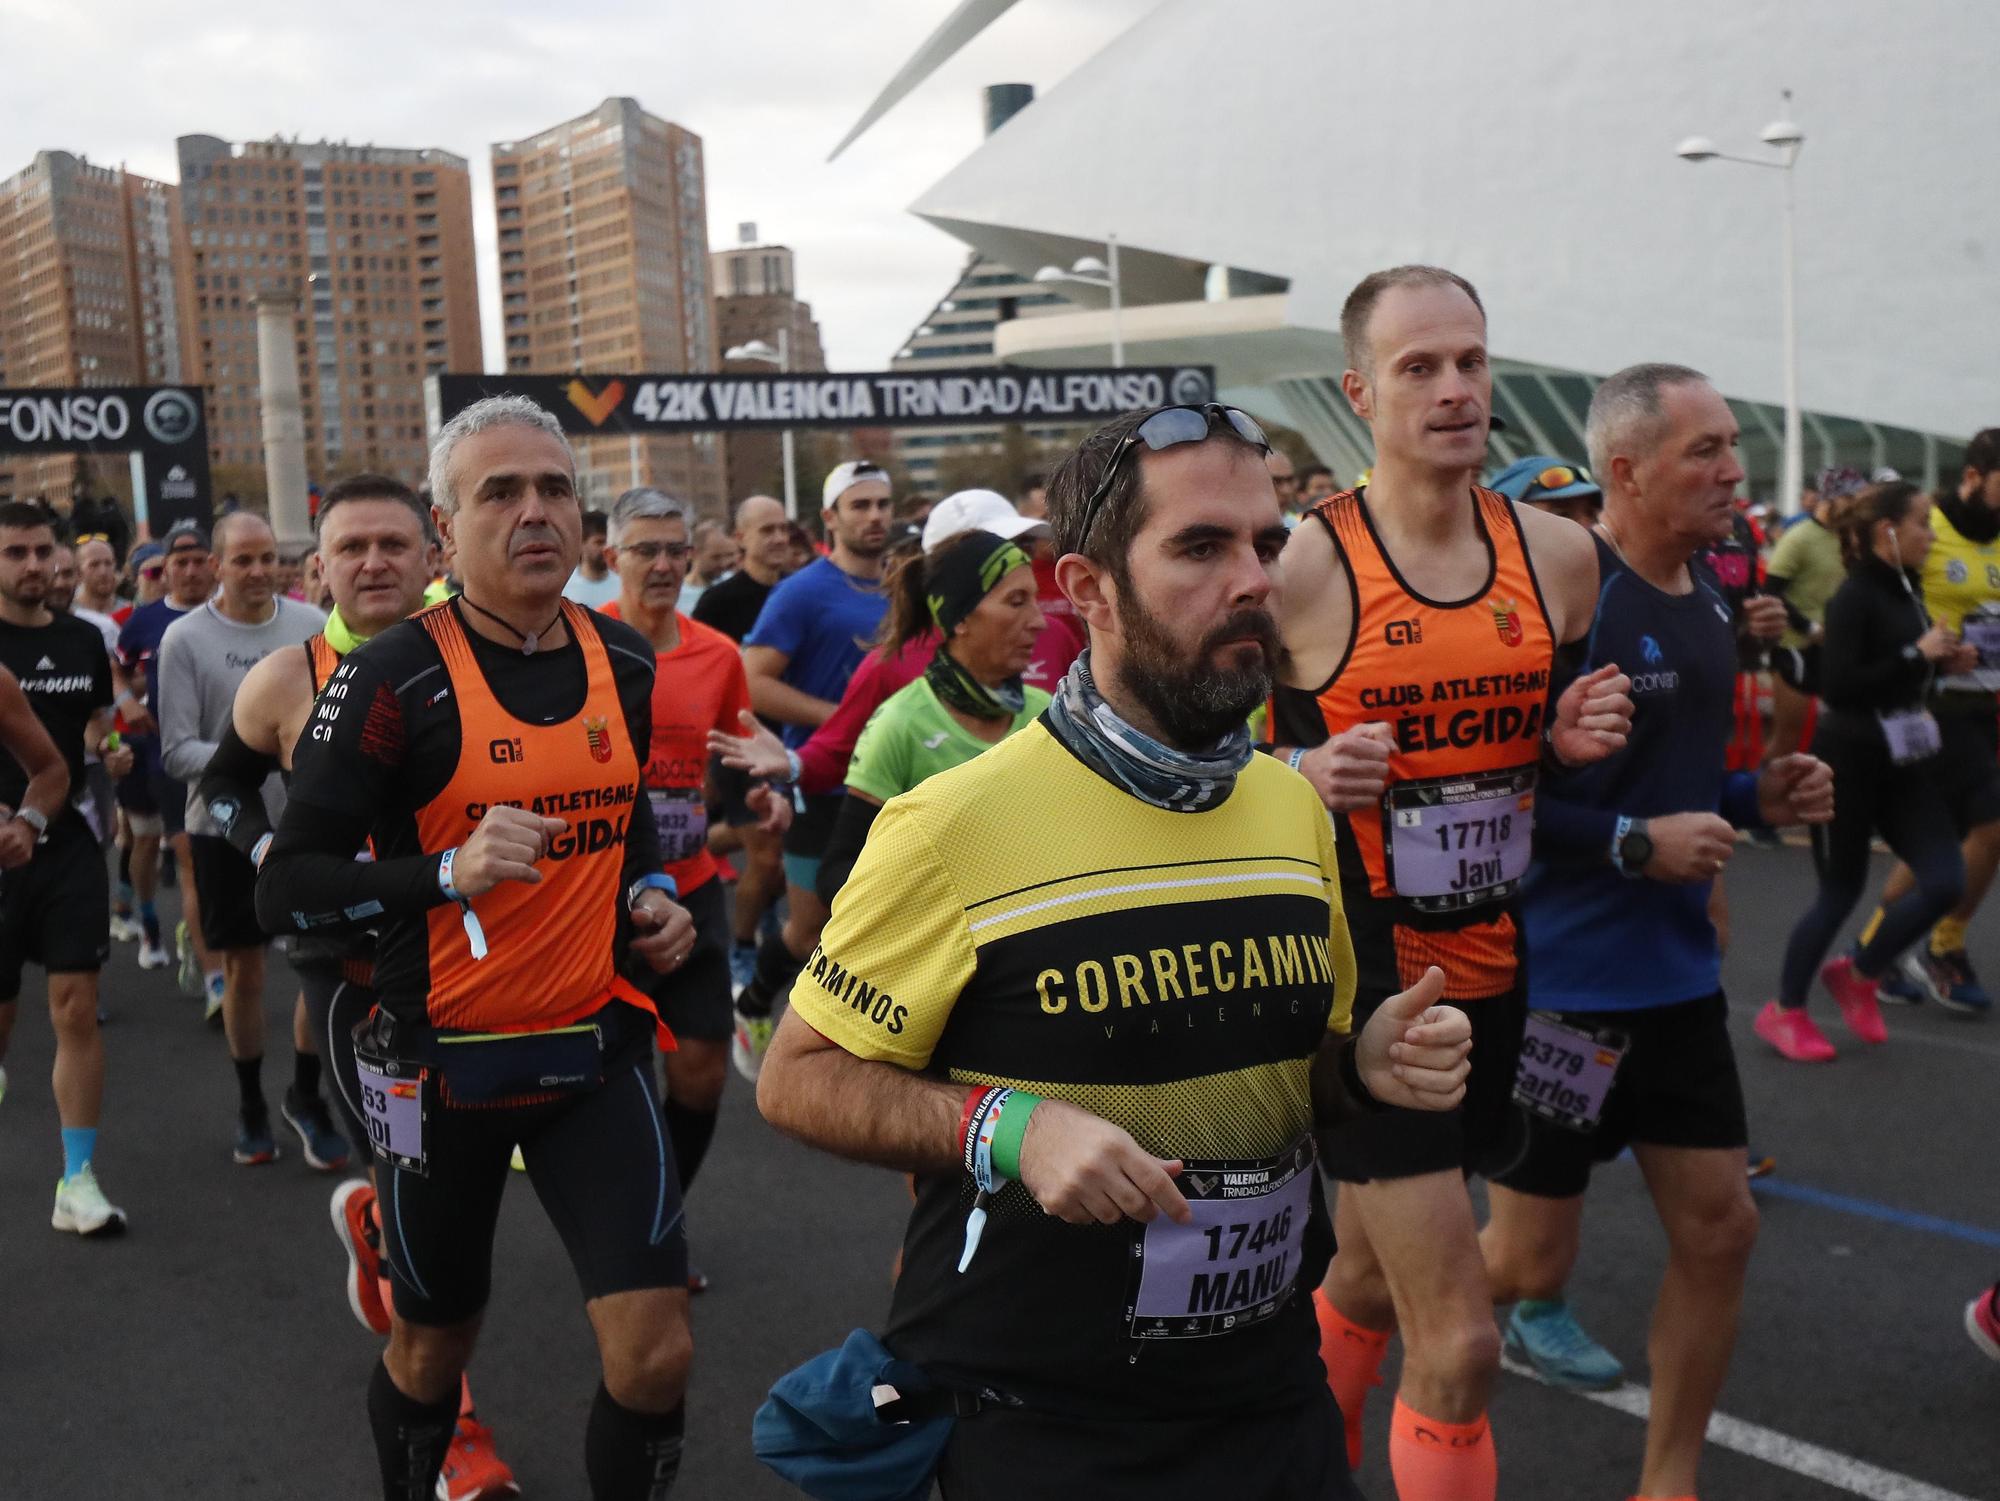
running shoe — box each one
[234,1112,280,1166]
[688,1268,711,1295]
[203,973,225,1027]
[1820,955,1888,1044]
[109,911,141,943]
[1966,1283,2000,1363]
[330,1179,391,1334]
[1753,1000,1837,1062]
[1502,1300,1624,1391]
[732,1009,775,1082]
[435,1415,519,1501]
[510,1144,526,1173]
[136,939,170,970]
[282,1087,350,1172]
[1876,951,1926,1006]
[51,1164,128,1237]
[1919,949,1993,1015]
[176,921,200,995]
[1745,1152,1777,1179]
[728,942,757,997]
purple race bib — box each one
[649,787,709,864]
[358,1057,428,1172]
[1513,1012,1626,1132]
[1383,764,1536,912]
[1125,1136,1315,1341]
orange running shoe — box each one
[329,1179,391,1335]
[436,1414,520,1501]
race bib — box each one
[1513,1013,1627,1133]
[1878,708,1942,766]
[1384,764,1536,912]
[648,787,709,864]
[1962,615,2000,669]
[357,1057,428,1173]
[1125,1136,1315,1341]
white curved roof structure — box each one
[846,0,1997,491]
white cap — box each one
[821,460,890,509]
[921,489,1050,553]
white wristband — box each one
[785,749,803,784]
[1287,746,1308,773]
[438,846,466,902]
[437,846,487,960]
[250,832,273,869]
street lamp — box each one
[724,330,797,520]
[1035,232,1124,368]
[1677,93,1806,515]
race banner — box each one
[0,384,213,533]
[427,365,1217,437]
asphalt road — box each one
[3,839,1998,1499]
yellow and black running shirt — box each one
[1924,503,2000,694]
[789,721,1356,1417]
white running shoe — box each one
[52,1164,128,1236]
[137,940,171,970]
[731,1012,775,1083]
[109,913,142,943]
[203,973,225,1026]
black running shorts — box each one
[189,834,268,951]
[376,1005,689,1326]
[1319,984,1528,1183]
[0,812,110,995]
[1934,695,2000,836]
[935,1383,1363,1501]
[633,876,733,1042]
[1489,991,1749,1200]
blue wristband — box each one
[1287,746,1309,773]
[627,871,678,910]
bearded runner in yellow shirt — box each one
[757,404,1474,1501]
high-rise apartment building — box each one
[712,236,826,504]
[0,150,180,503]
[492,98,722,512]
[173,134,482,489]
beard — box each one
[1112,590,1277,748]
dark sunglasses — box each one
[1077,404,1270,546]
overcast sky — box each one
[2,0,1155,372]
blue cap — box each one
[1488,455,1600,505]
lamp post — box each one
[1035,233,1124,368]
[1677,92,1805,514]
[724,329,797,519]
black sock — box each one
[294,1050,322,1100]
[368,1360,459,1501]
[117,845,131,885]
[661,1099,718,1195]
[738,932,803,1019]
[585,1383,683,1500]
[234,1056,266,1119]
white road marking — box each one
[1501,1358,1981,1501]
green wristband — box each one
[987,1091,1042,1181]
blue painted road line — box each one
[1751,1176,2000,1251]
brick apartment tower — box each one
[0,150,181,505]
[492,98,723,514]
[711,236,826,505]
[173,134,482,495]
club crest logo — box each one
[584,715,613,764]
[1491,597,1524,648]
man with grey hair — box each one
[258,394,701,1498]
[1269,264,1633,1495]
[1481,362,1830,1500]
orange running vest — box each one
[1307,487,1555,999]
[409,600,654,1034]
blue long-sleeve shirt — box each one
[1524,536,1762,1013]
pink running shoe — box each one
[1820,955,1889,1044]
[1967,1284,2000,1362]
[1754,1001,1837,1062]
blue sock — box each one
[61,1127,96,1180]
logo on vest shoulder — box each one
[1385,618,1422,646]
[1490,598,1524,648]
[583,716,613,764]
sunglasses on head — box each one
[75,532,110,545]
[1535,464,1591,493]
[1077,404,1271,547]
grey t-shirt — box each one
[158,595,326,836]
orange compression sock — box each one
[1389,1397,1496,1501]
[1315,1288,1392,1470]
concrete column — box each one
[254,286,312,550]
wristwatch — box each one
[627,872,679,911]
[13,805,49,844]
[1610,815,1652,878]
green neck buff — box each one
[322,606,369,654]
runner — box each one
[1488,455,1603,529]
[256,395,698,1500]
[755,403,1473,1501]
[1268,265,1633,1498]
[1477,365,1832,1501]
[690,493,793,990]
[675,518,739,614]
[563,508,619,607]
[1851,427,2000,1012]
[1764,480,1974,1060]
[116,522,219,992]
[160,512,342,1167]
[599,485,790,1260]
[196,473,519,1500]
[1763,467,1861,760]
[710,526,1050,902]
[0,502,137,1234]
[733,461,894,1077]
